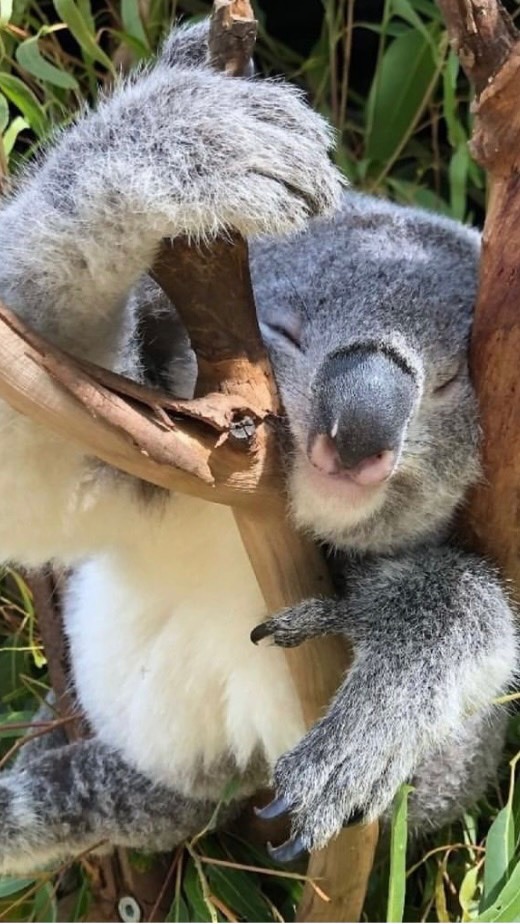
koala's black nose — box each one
[308,348,417,481]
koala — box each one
[0,18,516,875]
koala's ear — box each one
[159,19,210,69]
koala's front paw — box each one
[212,78,343,237]
[256,687,413,860]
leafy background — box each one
[1,0,519,920]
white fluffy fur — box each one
[66,495,304,792]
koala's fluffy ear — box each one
[159,20,210,69]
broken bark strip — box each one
[435,1,520,584]
[0,299,282,505]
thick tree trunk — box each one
[435,1,520,581]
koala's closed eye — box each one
[432,361,466,397]
[260,317,303,351]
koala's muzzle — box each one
[308,348,417,486]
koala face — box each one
[251,192,481,554]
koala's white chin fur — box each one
[288,455,387,544]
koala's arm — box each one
[253,546,516,853]
[0,22,340,566]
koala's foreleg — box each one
[0,739,228,876]
[253,547,516,856]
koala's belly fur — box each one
[65,494,305,796]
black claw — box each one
[254,795,292,820]
[267,835,306,864]
[250,622,273,645]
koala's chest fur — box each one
[65,495,304,796]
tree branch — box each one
[437,0,517,94]
[434,0,520,592]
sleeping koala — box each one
[0,18,515,873]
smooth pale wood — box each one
[236,507,379,921]
[153,233,378,922]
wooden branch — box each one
[437,0,517,93]
[0,300,282,506]
[435,0,520,590]
[150,9,378,918]
[208,0,257,75]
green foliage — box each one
[1,0,520,920]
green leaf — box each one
[0,93,8,134]
[53,0,115,72]
[31,882,57,922]
[121,0,149,49]
[166,893,190,923]
[386,783,412,923]
[442,50,465,148]
[0,0,12,25]
[391,0,438,55]
[481,805,516,913]
[0,73,46,136]
[16,37,79,89]
[449,143,469,221]
[477,859,520,922]
[0,709,35,738]
[207,865,274,922]
[183,861,214,923]
[459,865,480,920]
[3,115,29,156]
[0,878,35,898]
[365,28,437,163]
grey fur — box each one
[0,16,515,872]
[254,548,515,848]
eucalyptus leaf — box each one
[0,92,8,133]
[386,783,412,923]
[0,0,12,25]
[365,28,437,164]
[480,805,516,913]
[121,0,149,49]
[0,73,46,136]
[477,859,520,922]
[0,878,35,898]
[16,37,79,89]
[53,0,115,72]
[31,882,57,922]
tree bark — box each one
[435,0,520,584]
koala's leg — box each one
[405,710,507,833]
[253,546,516,856]
[13,694,69,771]
[0,738,230,876]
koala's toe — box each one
[251,600,333,649]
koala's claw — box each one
[251,599,341,649]
[254,795,292,820]
[267,834,306,865]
